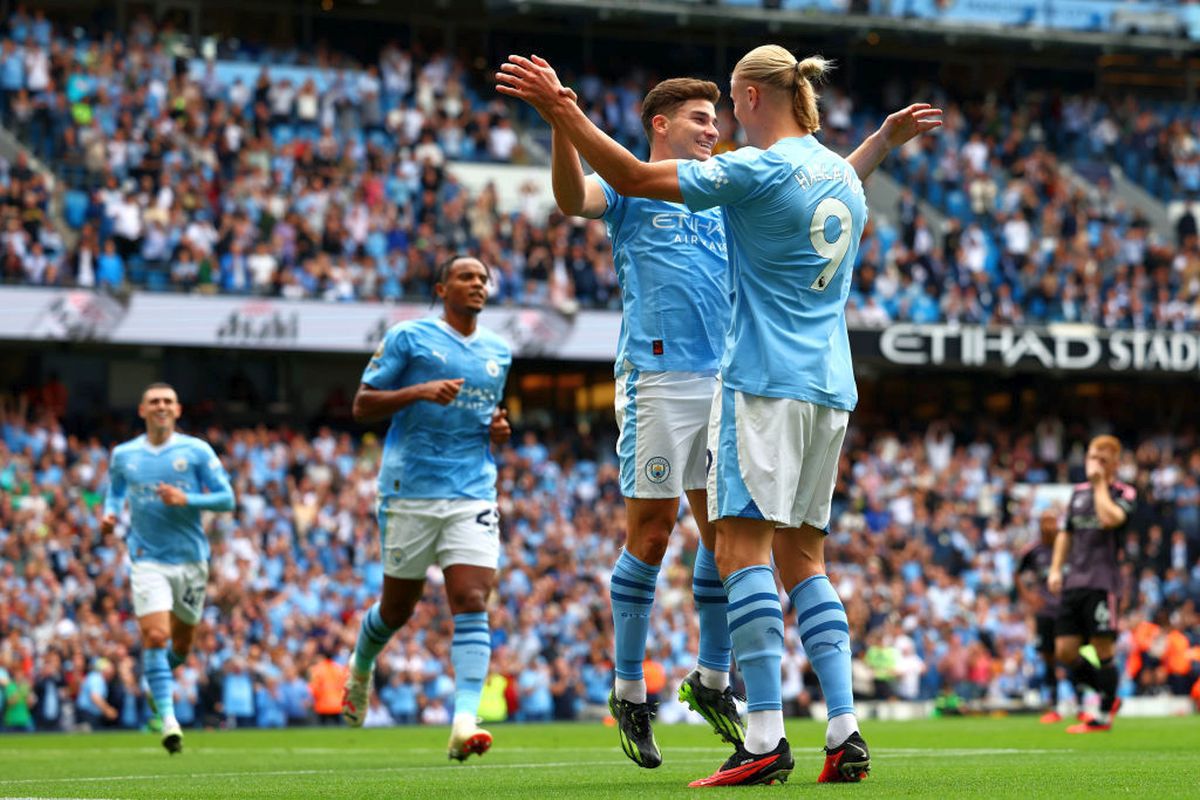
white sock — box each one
[453,711,476,730]
[826,713,858,749]
[745,710,785,754]
[697,665,729,691]
[615,678,646,704]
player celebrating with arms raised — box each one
[498,46,940,785]
[102,383,235,755]
[1048,435,1136,734]
[551,75,742,767]
[341,256,512,763]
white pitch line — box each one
[0,747,1075,788]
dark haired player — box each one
[1016,510,1064,723]
[340,256,513,762]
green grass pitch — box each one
[1,716,1196,798]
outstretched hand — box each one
[878,103,944,149]
[496,54,573,119]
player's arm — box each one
[1047,529,1070,595]
[192,445,236,511]
[551,125,608,218]
[845,103,944,182]
[497,55,683,202]
[101,451,126,535]
[1013,556,1041,610]
[353,379,464,423]
[1091,481,1129,529]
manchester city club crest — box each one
[486,359,501,377]
[173,458,188,472]
[645,456,671,484]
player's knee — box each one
[1055,643,1077,665]
[379,599,416,629]
[142,628,170,649]
[447,586,488,615]
[625,524,671,565]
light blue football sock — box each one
[788,574,855,719]
[353,603,400,677]
[451,612,492,719]
[724,565,784,713]
[610,549,659,683]
[693,541,731,674]
[143,647,176,723]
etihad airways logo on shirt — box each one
[700,160,728,189]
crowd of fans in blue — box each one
[2,384,1199,731]
[1,13,1199,327]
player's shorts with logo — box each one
[614,368,717,499]
[707,380,849,529]
[130,559,209,625]
[1055,588,1117,640]
[377,497,500,579]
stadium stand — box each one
[2,388,1198,731]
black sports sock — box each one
[1046,663,1059,706]
[1096,658,1118,715]
[1070,657,1096,701]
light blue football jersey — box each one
[595,175,730,377]
[104,433,235,564]
[363,317,512,501]
[677,136,867,411]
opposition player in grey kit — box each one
[1047,434,1136,733]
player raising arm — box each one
[551,76,739,768]
[341,256,513,763]
[1047,435,1136,734]
[102,383,235,755]
[499,46,940,787]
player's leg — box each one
[678,486,743,745]
[1068,592,1120,733]
[1037,616,1061,722]
[441,499,503,761]
[344,500,434,726]
[131,561,184,754]
[608,371,700,767]
[1055,593,1093,719]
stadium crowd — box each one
[1,13,1199,327]
[2,385,1199,734]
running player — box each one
[102,383,235,755]
[497,46,941,785]
[1048,435,1136,734]
[550,76,742,767]
[341,255,512,763]
[1016,510,1063,722]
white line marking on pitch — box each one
[0,748,1074,787]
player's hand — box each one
[157,483,189,506]
[100,514,117,536]
[1047,570,1063,595]
[424,378,465,406]
[878,103,944,149]
[1085,461,1105,485]
[489,408,511,445]
[496,54,570,117]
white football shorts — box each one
[130,560,209,625]
[377,498,501,580]
[614,369,717,500]
[706,380,849,530]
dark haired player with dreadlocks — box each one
[341,255,513,762]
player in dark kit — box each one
[1016,510,1064,723]
[1047,435,1136,733]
